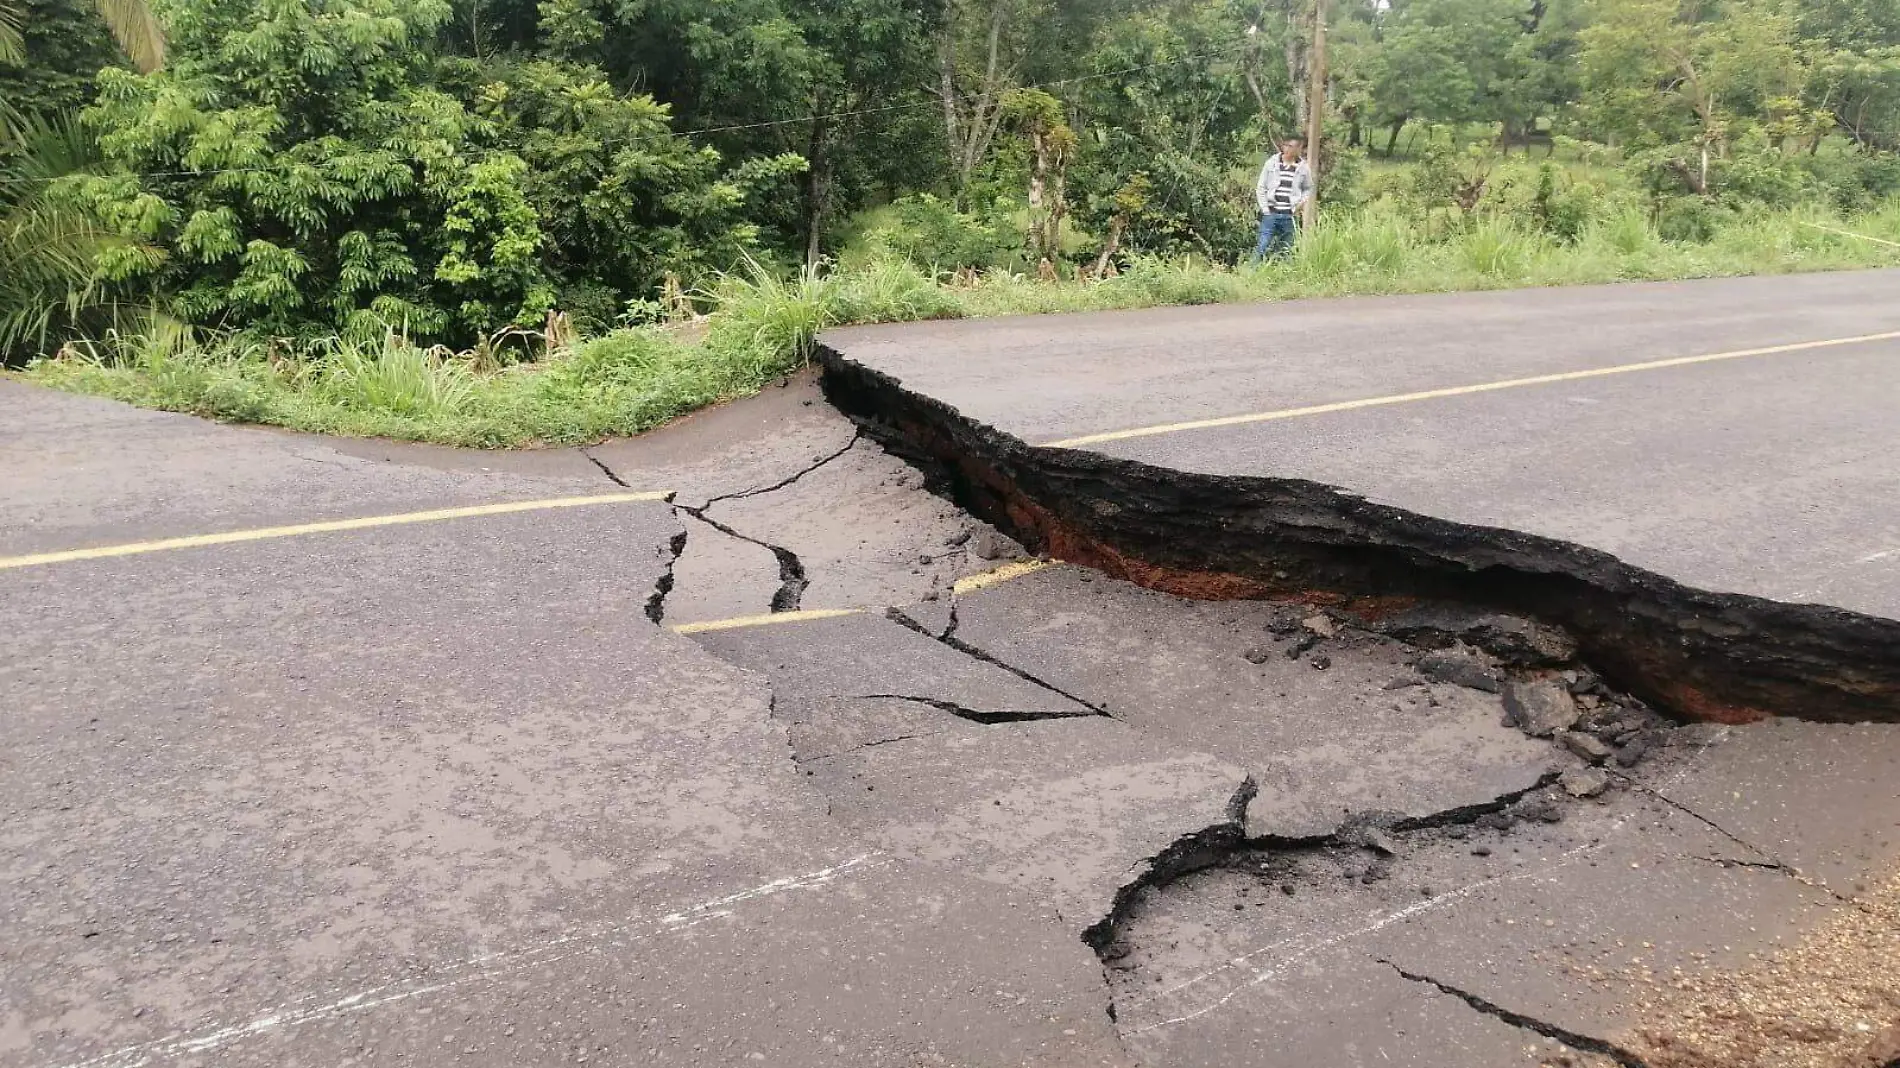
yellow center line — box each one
[1039,329,1900,449]
[672,559,1057,634]
[672,608,867,634]
[1798,221,1900,249]
[0,490,674,571]
[952,558,1050,594]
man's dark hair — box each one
[1281,136,1305,146]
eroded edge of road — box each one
[817,344,1900,727]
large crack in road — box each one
[632,369,1900,1068]
[817,346,1900,727]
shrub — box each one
[1461,218,1543,278]
[310,336,478,417]
[1590,207,1661,258]
[862,194,1014,272]
[1100,256,1245,305]
[1656,197,1723,243]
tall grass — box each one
[18,201,1900,448]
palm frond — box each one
[0,97,24,149]
[93,0,164,72]
[0,0,26,66]
[8,111,105,180]
[1,110,155,361]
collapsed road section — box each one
[813,273,1900,726]
[634,371,1900,1068]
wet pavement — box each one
[821,270,1900,618]
[7,274,1900,1068]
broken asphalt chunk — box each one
[1560,766,1611,798]
[1613,735,1653,768]
[970,529,1020,561]
[1560,731,1613,763]
[1502,676,1581,737]
[1361,828,1400,856]
[1512,795,1566,823]
[1416,648,1502,693]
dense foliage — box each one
[3,0,1899,360]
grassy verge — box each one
[18,203,1900,448]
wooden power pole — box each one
[1302,0,1327,230]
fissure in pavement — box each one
[884,605,1115,716]
[1382,962,1655,1068]
[818,345,1900,726]
[680,505,809,613]
[644,371,1894,1065]
[851,693,1099,725]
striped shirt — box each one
[1255,153,1313,215]
[1269,170,1298,211]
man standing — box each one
[1253,137,1313,261]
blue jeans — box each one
[1254,211,1297,260]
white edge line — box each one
[53,852,886,1068]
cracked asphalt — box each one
[823,270,1900,617]
[7,273,1900,1068]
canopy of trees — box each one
[3,0,1898,351]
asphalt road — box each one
[9,270,1900,1068]
[0,383,1128,1068]
[824,270,1900,618]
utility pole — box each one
[1302,0,1327,230]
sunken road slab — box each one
[821,270,1900,619]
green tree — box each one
[1577,0,1809,192]
[1798,0,1900,151]
[1067,0,1259,256]
[597,0,940,263]
[1365,0,1527,154]
[78,0,792,343]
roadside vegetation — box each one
[4,0,1899,445]
[28,200,1900,446]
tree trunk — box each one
[1048,143,1068,258]
[1026,129,1048,260]
[1302,0,1326,230]
[958,0,1008,201]
[937,34,962,188]
[934,1,1016,209]
[1092,214,1127,279]
[1385,115,1406,156]
[805,101,831,267]
[1284,5,1306,131]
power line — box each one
[0,40,1256,188]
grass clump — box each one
[17,202,1900,448]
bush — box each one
[1099,256,1246,305]
[862,194,1014,272]
[1589,207,1661,258]
[1461,218,1544,278]
[703,255,961,377]
[1482,162,1599,241]
[1656,197,1723,243]
[1716,136,1816,208]
[310,336,478,418]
